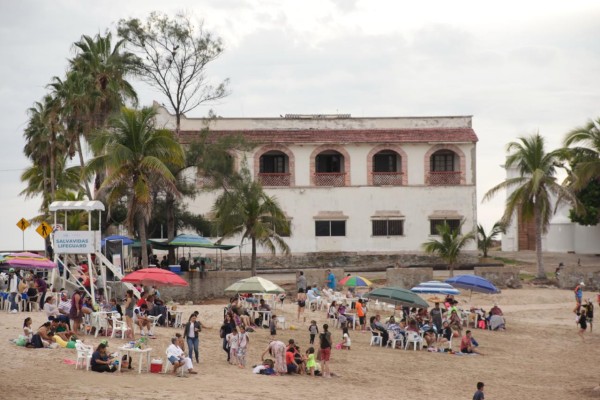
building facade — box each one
[156,105,479,258]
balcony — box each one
[427,171,461,186]
[258,173,291,187]
[372,172,403,186]
[314,172,346,187]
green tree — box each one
[88,107,184,268]
[564,117,600,189]
[484,134,577,279]
[211,165,290,276]
[477,222,505,258]
[422,221,476,277]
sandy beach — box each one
[0,281,598,400]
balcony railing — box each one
[427,171,462,185]
[314,172,346,187]
[372,171,403,186]
[258,173,291,187]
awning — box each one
[49,201,105,212]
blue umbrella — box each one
[101,235,134,246]
[445,275,500,294]
[411,280,460,295]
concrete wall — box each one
[159,271,252,302]
[296,268,345,290]
[473,266,522,289]
[386,267,433,289]
[559,266,600,291]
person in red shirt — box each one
[136,291,148,308]
[460,330,483,355]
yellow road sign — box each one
[36,221,52,239]
[17,218,30,231]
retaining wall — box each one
[474,266,522,289]
[386,267,433,289]
[559,266,600,291]
[158,270,252,302]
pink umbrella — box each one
[3,252,56,269]
[121,268,188,287]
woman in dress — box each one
[261,340,287,375]
[69,290,84,334]
[297,288,307,322]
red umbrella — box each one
[121,268,188,287]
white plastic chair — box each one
[147,314,162,335]
[386,330,403,349]
[75,341,93,370]
[111,316,128,339]
[369,328,383,346]
[163,353,185,376]
[276,315,286,330]
[404,331,423,351]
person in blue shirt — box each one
[326,270,336,290]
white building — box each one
[501,164,600,254]
[156,105,479,257]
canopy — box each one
[168,234,237,250]
[445,275,500,294]
[101,235,134,246]
[224,276,285,294]
[364,287,428,308]
[49,200,105,211]
[1,252,56,269]
[410,280,460,295]
[121,268,188,287]
[339,275,373,287]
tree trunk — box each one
[50,132,56,202]
[534,205,545,279]
[449,263,455,277]
[251,237,257,277]
[77,136,93,200]
[166,191,176,264]
[138,214,149,269]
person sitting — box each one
[166,337,197,375]
[369,316,389,345]
[306,286,321,310]
[460,330,483,355]
[286,340,305,374]
[448,309,463,335]
[134,304,152,336]
[386,316,406,342]
[91,342,117,373]
[490,304,503,316]
[23,317,34,342]
[328,301,338,319]
[285,346,299,374]
[43,296,70,326]
[35,321,56,348]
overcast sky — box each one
[1,0,599,251]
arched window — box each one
[372,150,402,186]
[428,149,461,185]
[258,150,290,186]
[315,150,345,186]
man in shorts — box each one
[460,330,483,355]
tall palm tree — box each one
[477,222,505,258]
[564,117,600,188]
[484,134,578,278]
[422,221,476,277]
[88,107,183,268]
[212,165,290,276]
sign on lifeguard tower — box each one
[36,221,52,239]
[16,218,30,231]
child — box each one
[269,315,277,336]
[577,308,587,342]
[305,347,316,377]
[259,359,276,375]
[226,330,239,365]
[341,331,351,350]
[237,326,249,368]
[308,320,319,344]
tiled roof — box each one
[178,128,478,145]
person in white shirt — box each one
[166,337,197,375]
[8,269,20,313]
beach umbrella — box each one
[339,275,373,287]
[122,267,188,287]
[2,252,56,269]
[445,275,500,294]
[101,235,135,246]
[364,287,429,308]
[169,234,214,247]
[410,280,460,295]
[224,276,285,294]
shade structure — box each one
[168,234,237,250]
[339,275,373,287]
[121,268,188,287]
[101,235,135,246]
[445,275,500,294]
[364,287,429,308]
[410,280,460,295]
[1,252,56,269]
[224,276,285,294]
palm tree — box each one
[563,117,600,188]
[477,222,505,258]
[484,134,578,279]
[422,221,476,277]
[88,107,183,268]
[212,165,291,276]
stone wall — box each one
[559,266,600,291]
[474,266,522,289]
[296,268,345,290]
[386,267,433,289]
[218,251,478,271]
[159,270,252,302]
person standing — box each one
[473,382,485,400]
[183,314,201,363]
[7,268,20,313]
[34,273,47,311]
[326,269,336,290]
[297,288,307,322]
[573,282,584,313]
[220,313,236,362]
[430,302,443,333]
[123,290,135,338]
[319,323,332,378]
[577,308,587,342]
[297,271,307,292]
[584,299,594,332]
[261,340,287,375]
[237,325,249,368]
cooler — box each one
[169,265,182,275]
[150,359,163,373]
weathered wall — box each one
[386,267,433,289]
[159,270,252,302]
[296,268,345,290]
[473,266,522,289]
[559,266,600,291]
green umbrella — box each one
[365,286,429,308]
[224,276,285,294]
